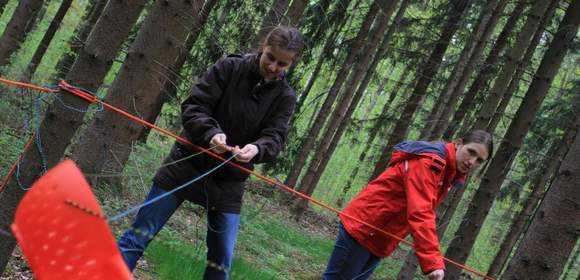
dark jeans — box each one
[321,223,381,280]
[117,183,240,280]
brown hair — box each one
[461,129,493,156]
[259,25,305,59]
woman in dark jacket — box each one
[117,26,304,280]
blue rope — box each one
[34,95,48,174]
[108,153,239,222]
[53,92,104,113]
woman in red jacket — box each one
[322,130,492,280]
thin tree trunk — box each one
[0,0,149,273]
[53,0,106,80]
[486,1,557,133]
[284,0,308,27]
[444,1,578,277]
[20,0,73,83]
[442,0,527,140]
[337,64,412,207]
[369,0,472,180]
[429,0,508,140]
[487,113,580,278]
[0,0,44,69]
[292,16,345,120]
[471,0,556,131]
[283,0,383,192]
[137,0,218,143]
[253,0,291,48]
[292,0,403,218]
[71,0,207,190]
[419,0,503,140]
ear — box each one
[453,138,464,147]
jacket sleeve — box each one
[251,92,296,163]
[404,157,445,274]
[181,57,234,145]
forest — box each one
[0,0,578,279]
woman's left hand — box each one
[233,144,259,162]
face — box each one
[455,141,489,174]
[259,45,295,81]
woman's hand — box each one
[210,133,232,154]
[427,269,444,280]
[233,144,259,162]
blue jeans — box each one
[117,183,240,280]
[321,223,381,280]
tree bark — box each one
[0,0,148,273]
[0,0,44,69]
[71,0,208,190]
[471,0,556,131]
[283,0,383,192]
[444,1,578,277]
[20,0,73,83]
[442,0,527,140]
[137,0,218,143]
[369,0,472,180]
[53,0,106,80]
[284,0,308,27]
[291,0,402,218]
[502,99,580,278]
[487,113,580,278]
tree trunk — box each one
[502,93,580,278]
[253,0,291,48]
[283,0,383,192]
[428,0,508,140]
[487,114,580,278]
[471,0,556,131]
[53,0,106,80]
[136,0,218,143]
[0,0,44,68]
[283,0,308,27]
[0,0,148,273]
[291,0,402,218]
[20,0,73,83]
[444,1,578,277]
[337,63,412,207]
[442,0,527,140]
[71,0,207,190]
[486,0,557,133]
[369,0,472,180]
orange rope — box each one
[1,78,494,280]
[0,134,36,194]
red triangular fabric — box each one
[11,160,132,280]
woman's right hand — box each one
[427,269,445,280]
[210,133,232,154]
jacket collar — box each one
[445,142,466,188]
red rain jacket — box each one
[340,141,465,274]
